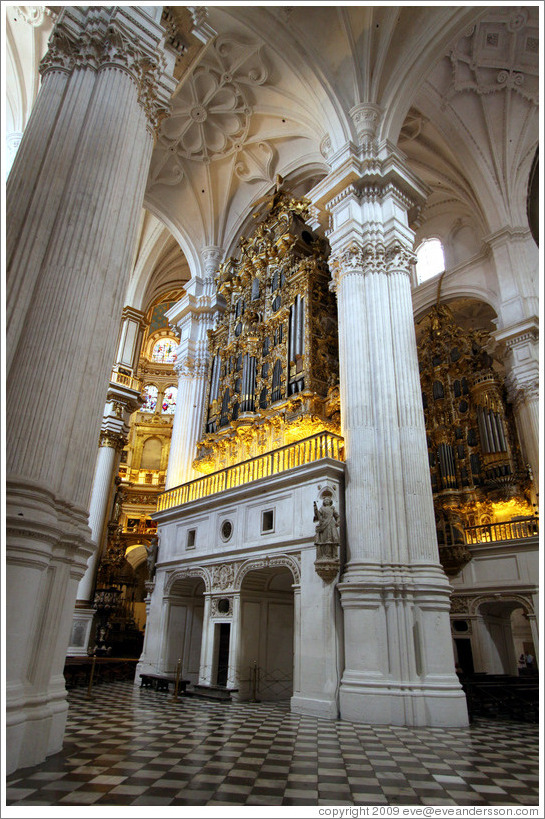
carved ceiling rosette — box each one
[152,35,268,184]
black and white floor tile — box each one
[5,681,540,808]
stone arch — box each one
[165,566,212,596]
[234,553,301,590]
[469,593,535,618]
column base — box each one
[339,674,468,727]
[6,478,94,774]
[338,561,469,727]
[291,694,338,720]
[5,680,69,775]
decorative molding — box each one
[165,565,212,594]
[234,553,301,588]
[174,356,209,379]
[234,141,276,184]
[505,376,539,408]
[99,430,127,451]
[156,34,268,173]
[188,6,216,44]
[202,246,225,277]
[468,592,536,617]
[329,240,415,289]
[450,596,470,615]
[447,9,538,105]
[320,134,333,160]
[211,563,236,591]
[39,13,175,132]
[349,103,381,149]
[210,596,233,617]
[13,6,57,26]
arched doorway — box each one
[163,576,205,683]
[238,566,295,701]
[474,600,536,676]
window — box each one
[151,337,177,363]
[262,510,274,532]
[141,384,158,413]
[162,385,177,414]
[415,238,445,284]
[186,529,196,550]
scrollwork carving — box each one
[234,553,301,589]
[449,596,470,615]
[212,563,235,591]
[210,596,233,617]
[235,141,276,184]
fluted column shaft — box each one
[165,266,226,490]
[168,362,210,488]
[311,143,467,727]
[6,6,177,774]
[74,306,144,621]
[493,318,539,501]
[331,212,438,570]
[76,436,122,604]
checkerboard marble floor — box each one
[5,681,540,808]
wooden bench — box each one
[140,673,189,693]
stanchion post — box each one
[250,660,258,702]
[173,658,181,700]
[87,653,97,698]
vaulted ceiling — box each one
[5,5,539,310]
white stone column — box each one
[228,594,241,694]
[165,256,226,489]
[291,550,340,719]
[6,6,177,774]
[135,572,166,680]
[200,595,215,685]
[69,307,144,654]
[493,318,539,503]
[67,435,120,657]
[310,140,467,727]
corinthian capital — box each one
[174,356,209,380]
[329,239,414,290]
[505,374,539,408]
[99,430,127,451]
[40,8,177,133]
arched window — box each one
[162,385,177,414]
[141,385,158,413]
[415,238,445,284]
[151,338,177,363]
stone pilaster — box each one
[6,6,178,774]
[485,227,539,331]
[310,141,468,727]
[165,268,226,489]
[492,318,539,501]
